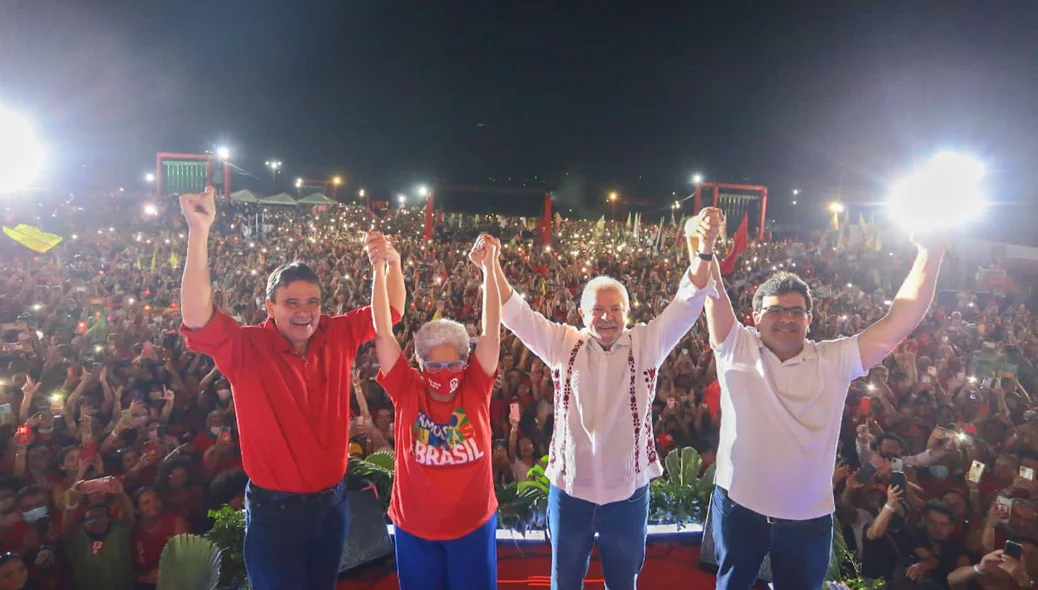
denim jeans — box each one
[709,486,833,590]
[243,480,350,590]
[547,484,649,590]
[393,513,498,590]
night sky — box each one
[3,1,1038,236]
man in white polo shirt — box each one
[687,217,946,590]
[489,208,722,590]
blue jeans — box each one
[709,487,833,590]
[393,513,498,590]
[243,480,350,590]
[547,484,649,590]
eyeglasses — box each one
[422,360,467,374]
[761,305,809,318]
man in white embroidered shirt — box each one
[687,217,947,590]
[489,209,721,590]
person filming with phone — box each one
[176,187,406,590]
[689,208,948,589]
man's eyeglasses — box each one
[761,305,809,318]
[422,360,467,373]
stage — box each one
[336,525,752,589]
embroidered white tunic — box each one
[501,269,716,505]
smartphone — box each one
[509,402,520,423]
[144,440,159,456]
[121,409,133,422]
[856,463,878,484]
[996,496,1013,522]
[890,471,908,491]
[1021,466,1035,481]
[967,460,986,484]
[1006,540,1024,560]
[0,404,12,426]
[14,425,31,446]
[921,375,932,385]
[860,397,872,414]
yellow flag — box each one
[151,245,158,273]
[136,256,142,271]
[2,224,63,253]
[169,251,179,269]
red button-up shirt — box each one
[180,305,399,493]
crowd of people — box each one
[0,188,1035,589]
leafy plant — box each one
[157,534,222,590]
[206,506,249,590]
[348,449,395,510]
[825,523,884,590]
[648,447,714,527]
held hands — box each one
[688,207,724,254]
[468,233,500,270]
[179,186,217,233]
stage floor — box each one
[338,542,725,589]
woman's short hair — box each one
[414,319,470,360]
[579,276,630,313]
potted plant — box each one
[649,447,715,527]
[156,533,224,590]
[206,505,250,589]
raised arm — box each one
[687,208,737,349]
[369,235,402,373]
[179,187,217,329]
[471,235,501,375]
[858,236,945,370]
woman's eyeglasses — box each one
[422,360,467,373]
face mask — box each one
[217,389,232,402]
[425,373,460,396]
[210,426,224,437]
[22,506,47,523]
[930,465,950,479]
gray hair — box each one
[580,276,630,312]
[414,319,470,360]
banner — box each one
[2,224,63,253]
[365,196,393,219]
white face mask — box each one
[210,426,224,438]
[22,506,47,523]
[217,389,232,402]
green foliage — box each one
[157,534,222,590]
[826,523,885,590]
[649,447,714,527]
[206,506,249,590]
[349,450,395,510]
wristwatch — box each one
[697,251,713,261]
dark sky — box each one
[3,1,1038,233]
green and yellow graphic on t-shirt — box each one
[412,408,484,466]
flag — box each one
[2,224,63,253]
[625,212,632,229]
[554,212,563,230]
[719,214,749,275]
[654,217,664,251]
[150,245,158,274]
[169,251,179,269]
[136,256,142,271]
[633,212,641,240]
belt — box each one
[248,481,343,504]
[765,512,832,525]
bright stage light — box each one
[144,172,155,183]
[828,201,845,214]
[692,174,703,185]
[216,146,230,160]
[417,185,429,197]
[0,107,44,193]
[143,203,158,216]
[886,152,986,233]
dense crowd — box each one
[0,192,1034,588]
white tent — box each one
[229,189,262,203]
[297,192,336,205]
[259,192,298,206]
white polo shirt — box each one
[713,322,865,521]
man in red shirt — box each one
[177,188,404,590]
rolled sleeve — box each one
[179,307,244,375]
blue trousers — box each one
[393,513,498,590]
[709,486,833,590]
[547,484,649,590]
[243,480,349,590]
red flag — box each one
[719,214,749,275]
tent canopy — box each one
[259,192,298,206]
[297,192,336,205]
[229,189,261,203]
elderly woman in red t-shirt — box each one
[370,234,501,590]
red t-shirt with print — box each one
[377,354,497,541]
